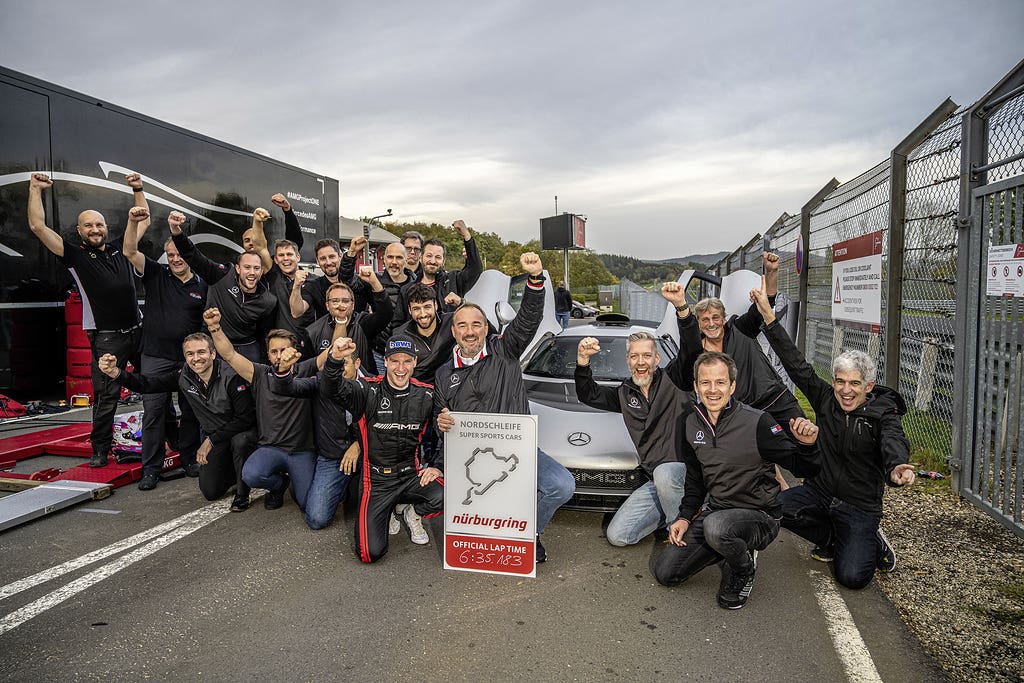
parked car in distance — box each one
[521,314,678,512]
[571,300,599,318]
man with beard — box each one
[289,238,345,320]
[398,220,483,320]
[171,211,278,363]
[653,352,821,610]
[122,209,206,490]
[204,307,318,512]
[304,275,393,376]
[392,283,457,382]
[367,242,417,368]
[325,335,443,563]
[97,334,256,511]
[435,253,576,563]
[402,230,425,278]
[27,172,148,468]
[574,299,693,547]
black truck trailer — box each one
[0,66,341,398]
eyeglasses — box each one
[327,298,353,305]
[405,247,422,254]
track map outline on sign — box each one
[442,412,538,577]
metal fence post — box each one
[798,179,840,352]
[885,98,959,389]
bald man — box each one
[27,172,148,467]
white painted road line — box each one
[0,495,260,602]
[0,500,232,636]
[811,570,883,683]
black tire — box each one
[571,309,583,319]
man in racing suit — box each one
[325,335,443,563]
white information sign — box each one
[831,230,883,331]
[986,243,1024,298]
[442,412,538,577]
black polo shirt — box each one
[58,237,140,331]
[137,256,208,360]
[250,360,316,452]
[205,276,278,346]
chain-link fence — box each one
[704,64,1024,472]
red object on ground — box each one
[65,291,93,402]
[0,423,91,461]
[0,394,27,418]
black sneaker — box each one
[230,495,250,512]
[717,550,757,610]
[89,453,108,468]
[536,535,547,563]
[137,473,159,491]
[264,488,285,510]
[183,462,201,478]
[811,544,834,562]
[876,528,896,572]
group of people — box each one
[29,172,914,598]
[27,172,573,564]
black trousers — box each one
[140,354,199,476]
[87,328,142,457]
[198,429,257,501]
[354,469,443,564]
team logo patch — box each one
[380,397,392,410]
[229,286,239,296]
[237,384,247,392]
[189,292,202,300]
[693,430,706,445]
[388,339,414,353]
[770,423,783,435]
[320,340,330,350]
[627,396,641,409]
[450,374,461,387]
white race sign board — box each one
[986,243,1024,298]
[831,230,883,331]
[443,413,538,577]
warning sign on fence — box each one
[831,230,883,331]
[986,243,1024,298]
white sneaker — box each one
[403,505,429,545]
[388,512,401,536]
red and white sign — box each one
[573,215,587,249]
[443,413,538,577]
[831,230,883,331]
[986,243,1024,298]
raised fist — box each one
[30,173,52,189]
[271,193,291,211]
[452,219,470,239]
[98,353,119,378]
[253,208,271,223]
[520,252,543,277]
[167,211,187,233]
[125,173,143,190]
[330,337,356,361]
[277,347,302,373]
[789,417,819,445]
[128,206,150,222]
[203,307,222,326]
[763,251,780,273]
[293,269,308,287]
[444,292,462,307]
[358,265,378,286]
[660,281,686,306]
[349,235,368,252]
[577,337,601,359]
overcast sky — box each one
[2,1,1021,260]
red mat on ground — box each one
[0,423,92,461]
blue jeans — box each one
[537,449,575,533]
[304,456,351,530]
[241,446,318,510]
[606,462,686,546]
[653,507,780,585]
[556,312,570,329]
[779,484,881,589]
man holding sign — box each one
[435,252,576,563]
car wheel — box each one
[571,309,583,319]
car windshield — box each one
[524,334,675,381]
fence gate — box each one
[954,61,1024,536]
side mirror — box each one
[495,302,516,331]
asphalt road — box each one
[1,426,945,682]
